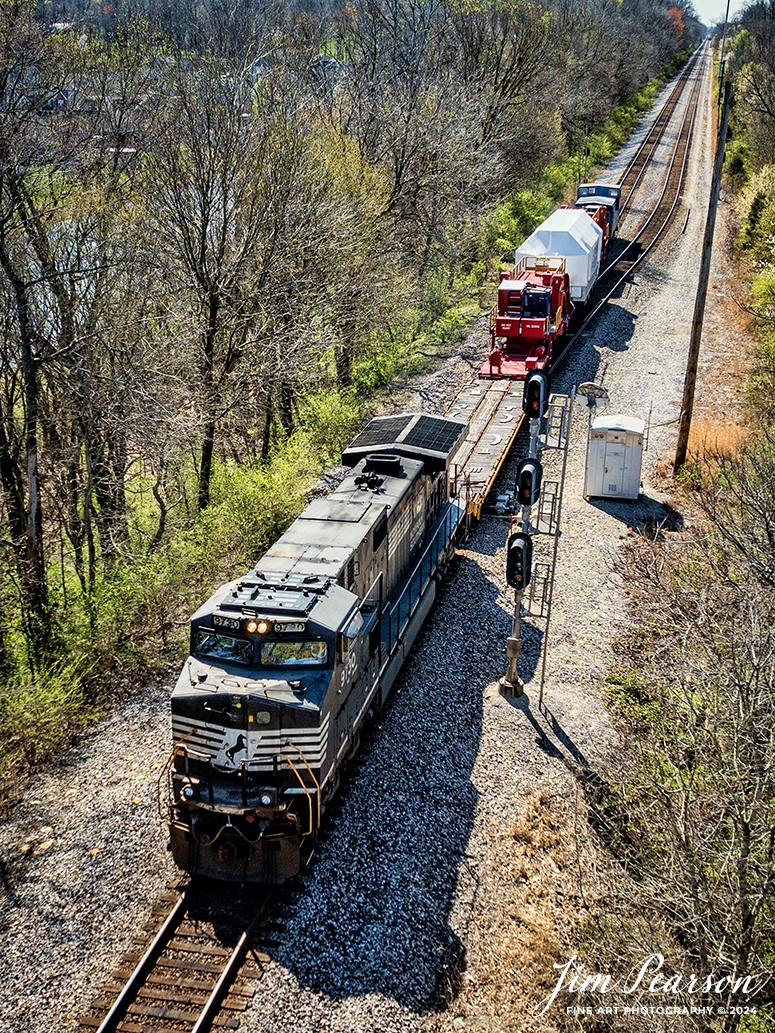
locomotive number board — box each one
[275,621,306,633]
[213,615,241,630]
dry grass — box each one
[651,417,747,490]
[431,792,598,1032]
[686,417,747,459]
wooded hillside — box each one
[0,0,700,774]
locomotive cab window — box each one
[523,290,550,319]
[194,629,253,665]
[259,639,329,666]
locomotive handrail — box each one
[157,732,195,817]
[282,741,321,835]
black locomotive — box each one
[165,413,467,882]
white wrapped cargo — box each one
[515,208,603,302]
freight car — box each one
[164,413,467,882]
[480,182,622,380]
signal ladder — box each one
[501,389,574,702]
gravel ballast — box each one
[1,50,744,1033]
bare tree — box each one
[595,442,775,1029]
[0,8,163,654]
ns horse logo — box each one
[214,729,248,769]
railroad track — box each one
[616,46,704,221]
[80,881,277,1033]
[554,42,707,368]
[79,48,710,1033]
[450,43,708,511]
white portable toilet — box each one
[584,414,645,500]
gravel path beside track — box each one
[1,51,746,1033]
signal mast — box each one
[501,370,548,696]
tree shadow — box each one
[503,692,641,864]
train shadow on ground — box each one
[262,553,506,1013]
[552,303,637,391]
[592,303,637,351]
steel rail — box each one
[615,47,704,218]
[552,45,706,370]
[439,47,706,520]
[93,887,189,1033]
[84,883,273,1033]
[191,894,273,1033]
[439,54,705,516]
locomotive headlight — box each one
[178,777,200,802]
[260,792,273,807]
[246,619,269,634]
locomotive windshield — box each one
[259,639,329,666]
[522,290,550,319]
[194,629,253,665]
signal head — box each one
[506,531,533,591]
[516,458,543,508]
[522,370,550,418]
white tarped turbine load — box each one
[515,208,603,303]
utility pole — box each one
[674,81,732,471]
[717,0,731,110]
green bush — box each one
[725,137,753,189]
[739,193,775,260]
[351,330,411,392]
[605,671,661,726]
[0,658,97,775]
[295,390,363,463]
